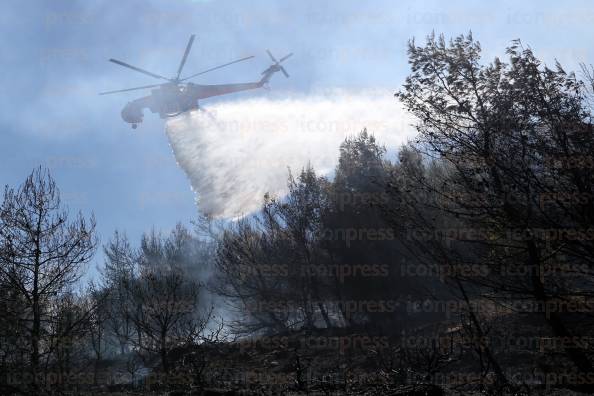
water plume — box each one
[165,89,414,219]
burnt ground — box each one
[87,315,593,396]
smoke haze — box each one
[165,89,413,219]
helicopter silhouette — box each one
[100,34,292,129]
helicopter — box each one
[100,34,292,129]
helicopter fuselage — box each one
[121,74,272,127]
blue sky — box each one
[1,0,592,273]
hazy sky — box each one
[1,0,592,271]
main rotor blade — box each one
[266,49,277,63]
[176,34,196,80]
[279,53,293,62]
[98,83,162,95]
[181,55,255,81]
[109,58,170,81]
[280,66,289,78]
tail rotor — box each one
[263,50,293,78]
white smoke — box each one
[165,89,414,219]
